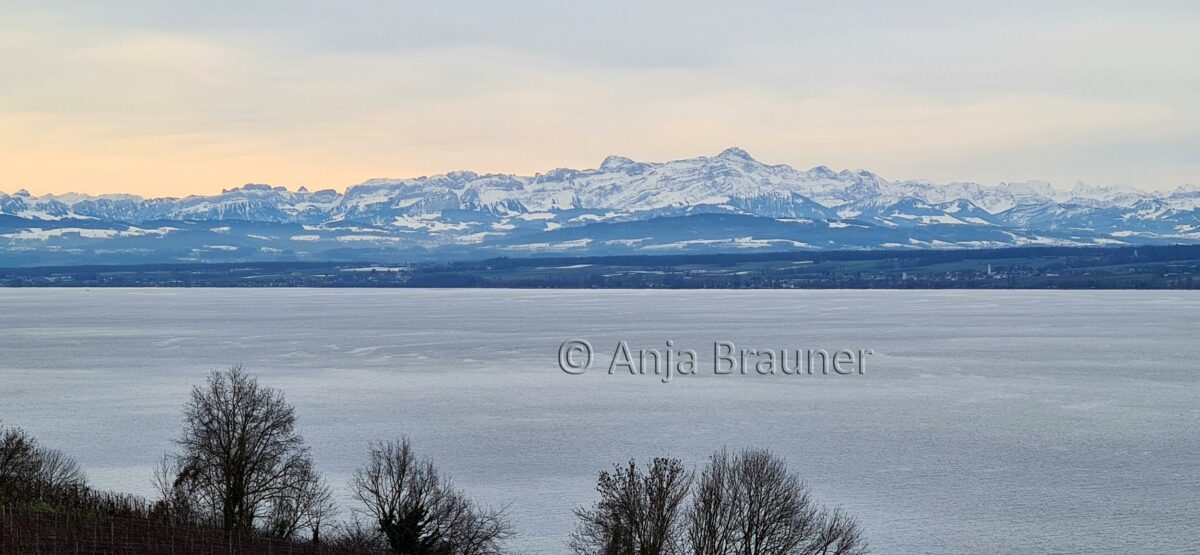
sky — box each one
[1,0,1197,197]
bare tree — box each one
[733,449,821,554]
[163,365,317,533]
[686,449,868,555]
[570,457,693,555]
[265,458,338,543]
[33,447,87,489]
[152,453,209,525]
[688,450,738,555]
[350,437,512,555]
[1,424,87,493]
[325,514,387,552]
[350,438,436,552]
[0,423,40,486]
[808,509,868,555]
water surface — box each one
[1,289,1197,553]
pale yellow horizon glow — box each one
[2,2,1197,198]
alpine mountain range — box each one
[2,147,1198,266]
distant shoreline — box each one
[1,244,1198,289]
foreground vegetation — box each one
[2,366,867,554]
[570,454,867,555]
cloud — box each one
[1,1,1197,196]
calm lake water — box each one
[1,289,1198,554]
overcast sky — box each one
[2,1,1197,196]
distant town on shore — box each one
[1,244,1197,289]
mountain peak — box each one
[1172,184,1199,194]
[716,147,755,161]
[600,155,636,169]
[808,165,837,178]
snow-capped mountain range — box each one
[2,148,1198,266]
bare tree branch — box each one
[0,423,41,486]
[570,457,693,555]
[350,437,513,555]
[686,448,869,555]
[162,365,325,537]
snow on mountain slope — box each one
[1,148,1196,264]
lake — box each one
[1,289,1197,553]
